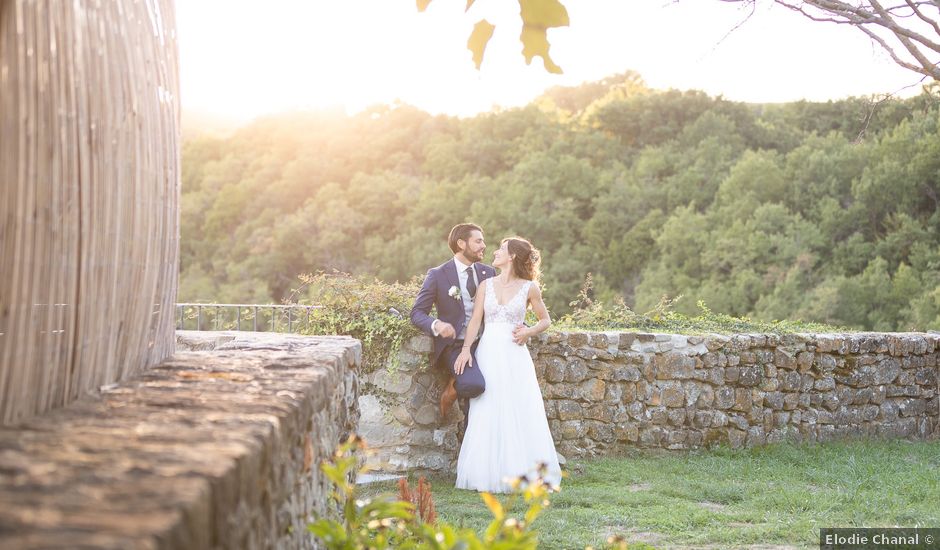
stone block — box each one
[711,410,729,427]
[796,351,814,372]
[683,382,703,407]
[584,404,614,422]
[407,335,433,353]
[579,379,607,402]
[414,403,439,425]
[739,366,762,387]
[614,423,639,441]
[880,400,900,421]
[556,400,582,420]
[622,382,637,403]
[715,387,735,409]
[696,384,715,408]
[564,359,589,383]
[545,357,566,383]
[627,401,647,421]
[728,429,746,449]
[815,354,836,371]
[560,420,586,440]
[764,392,784,410]
[780,371,802,391]
[667,409,687,426]
[662,382,685,408]
[372,369,413,394]
[775,349,796,369]
[732,388,752,412]
[568,333,589,347]
[586,421,614,442]
[692,410,714,428]
[898,398,927,417]
[613,365,642,382]
[915,368,937,386]
[639,427,666,446]
[654,353,695,379]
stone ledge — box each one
[0,332,361,550]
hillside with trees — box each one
[180,72,940,331]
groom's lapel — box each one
[474,263,490,282]
[443,259,459,298]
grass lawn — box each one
[358,439,940,549]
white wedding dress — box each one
[455,279,563,493]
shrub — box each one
[288,270,422,374]
[556,273,845,334]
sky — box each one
[175,0,926,123]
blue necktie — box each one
[465,266,477,298]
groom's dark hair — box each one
[448,223,483,254]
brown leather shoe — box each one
[440,377,457,419]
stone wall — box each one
[0,332,360,550]
[359,331,939,473]
[359,335,459,473]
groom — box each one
[410,223,494,442]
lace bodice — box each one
[484,279,532,325]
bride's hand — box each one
[512,324,531,345]
[454,348,472,375]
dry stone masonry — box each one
[535,331,938,458]
[359,335,460,473]
[360,331,939,472]
[0,332,360,550]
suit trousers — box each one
[439,338,485,439]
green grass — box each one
[359,439,940,549]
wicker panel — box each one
[0,0,180,424]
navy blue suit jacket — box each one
[410,259,495,369]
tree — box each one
[725,0,940,81]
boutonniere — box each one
[448,286,461,301]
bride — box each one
[453,236,563,493]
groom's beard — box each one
[461,249,484,263]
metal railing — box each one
[176,303,324,333]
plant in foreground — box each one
[308,434,648,549]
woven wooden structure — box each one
[0,0,180,424]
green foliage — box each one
[179,74,940,333]
[309,434,634,550]
[289,271,422,374]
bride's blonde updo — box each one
[503,237,541,282]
